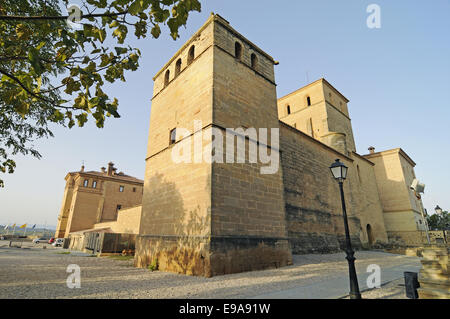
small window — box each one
[251,53,257,69]
[164,69,170,87]
[116,205,122,211]
[83,179,89,187]
[235,42,242,60]
[357,165,362,183]
[92,181,97,189]
[133,187,136,192]
[119,185,124,192]
[287,105,291,115]
[175,58,182,77]
[188,45,195,65]
[170,128,177,145]
[307,96,311,106]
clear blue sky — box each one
[1,0,449,227]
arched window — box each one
[251,53,257,69]
[287,105,291,115]
[164,69,170,87]
[188,45,195,65]
[307,96,311,106]
[175,58,182,77]
[235,42,242,60]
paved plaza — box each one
[0,241,420,299]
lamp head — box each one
[330,159,348,181]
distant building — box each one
[55,162,143,238]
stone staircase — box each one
[417,246,450,299]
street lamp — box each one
[329,159,362,299]
[435,205,443,215]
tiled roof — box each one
[68,170,144,184]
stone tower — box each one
[135,14,292,276]
[277,78,357,155]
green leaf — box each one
[28,48,42,75]
[151,24,161,38]
[128,0,143,15]
[114,47,128,55]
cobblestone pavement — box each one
[0,241,420,299]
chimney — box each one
[107,162,115,176]
[101,167,106,174]
[80,165,85,172]
[368,146,375,154]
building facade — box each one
[55,162,143,238]
[133,14,427,277]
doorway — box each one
[367,224,374,246]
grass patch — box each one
[108,255,134,261]
[148,258,159,272]
[56,251,71,255]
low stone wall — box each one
[135,235,292,277]
[388,230,449,247]
[387,231,426,247]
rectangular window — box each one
[119,185,124,192]
[83,179,89,187]
[169,128,177,145]
[133,187,136,192]
[92,181,97,189]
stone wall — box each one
[280,123,368,253]
[94,205,142,234]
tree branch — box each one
[0,11,128,21]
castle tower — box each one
[277,78,357,155]
[135,14,292,276]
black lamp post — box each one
[330,159,362,299]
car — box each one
[32,238,49,244]
[52,238,64,247]
[48,237,55,244]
